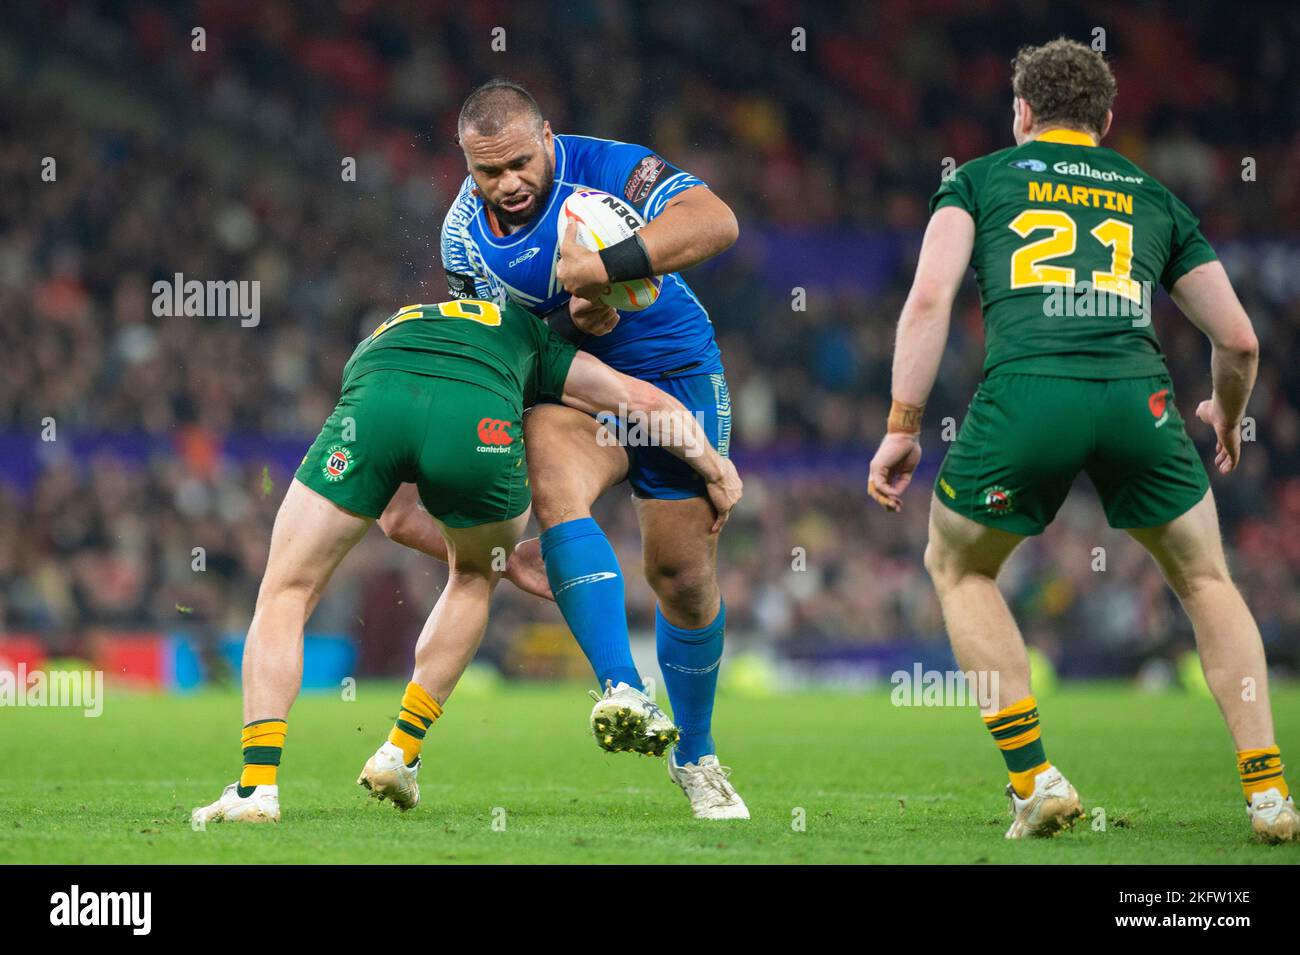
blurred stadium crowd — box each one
[3,0,1299,678]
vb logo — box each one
[477,418,514,446]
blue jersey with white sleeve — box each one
[440,134,723,380]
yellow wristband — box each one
[887,399,924,435]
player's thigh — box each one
[1086,374,1210,531]
[1124,487,1224,598]
[934,374,1090,536]
[414,380,534,530]
[260,479,373,597]
[925,490,1026,584]
[523,401,629,526]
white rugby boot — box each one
[1004,766,1084,838]
[667,751,750,820]
[357,741,420,811]
[191,782,280,826]
[589,681,679,757]
[1247,787,1300,844]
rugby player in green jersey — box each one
[192,298,741,825]
[867,38,1297,843]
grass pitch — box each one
[4,681,1299,864]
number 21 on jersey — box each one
[1008,210,1142,304]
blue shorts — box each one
[598,371,732,501]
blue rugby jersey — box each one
[440,134,724,380]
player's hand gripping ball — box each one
[557,189,662,311]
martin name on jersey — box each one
[440,134,723,381]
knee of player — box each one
[378,494,423,545]
[645,560,716,611]
[921,539,945,579]
[529,488,575,529]
[528,473,593,528]
[923,538,967,590]
[255,574,320,610]
[1165,561,1233,600]
[377,507,408,543]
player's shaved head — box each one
[1012,38,1116,139]
[458,78,544,140]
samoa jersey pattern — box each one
[440,133,724,381]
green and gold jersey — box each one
[931,129,1217,380]
[341,299,578,414]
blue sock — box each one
[539,517,642,692]
[656,603,724,764]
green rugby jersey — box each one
[341,298,577,413]
[931,129,1217,379]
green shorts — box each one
[295,370,528,527]
[934,372,1209,536]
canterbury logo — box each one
[553,571,617,596]
[1148,388,1170,428]
[477,418,514,445]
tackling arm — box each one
[560,351,742,532]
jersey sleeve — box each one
[440,179,494,300]
[1160,190,1218,292]
[518,304,579,403]
[929,162,980,219]
[534,319,579,401]
[579,137,708,220]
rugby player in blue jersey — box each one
[382,79,746,819]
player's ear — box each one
[1014,97,1033,136]
[1099,110,1113,141]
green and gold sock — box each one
[389,681,442,766]
[238,718,286,797]
[983,695,1050,798]
[1238,746,1289,803]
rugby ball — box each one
[558,188,662,311]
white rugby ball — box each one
[558,188,662,311]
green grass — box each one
[4,681,1299,864]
